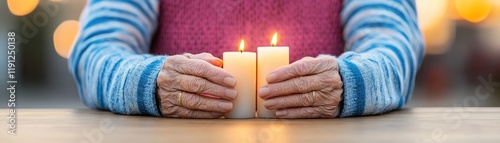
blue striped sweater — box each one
[69,0,423,117]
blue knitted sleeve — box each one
[68,0,165,116]
[337,0,424,117]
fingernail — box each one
[266,73,277,83]
[263,100,277,109]
[218,102,233,112]
[276,110,288,117]
[258,87,270,98]
[225,89,238,99]
[223,77,237,87]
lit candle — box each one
[223,40,257,119]
[257,33,289,118]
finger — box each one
[275,106,340,119]
[266,56,338,83]
[259,74,325,99]
[176,74,238,100]
[200,94,221,99]
[161,105,224,119]
[179,92,233,112]
[189,53,223,68]
[173,56,237,87]
[263,91,337,110]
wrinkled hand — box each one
[156,53,237,118]
[259,55,343,118]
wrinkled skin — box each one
[156,53,238,118]
[156,53,343,119]
[259,55,343,118]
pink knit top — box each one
[151,0,344,62]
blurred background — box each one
[0,0,499,108]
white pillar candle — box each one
[257,33,289,118]
[223,40,257,119]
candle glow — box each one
[271,33,278,47]
[239,40,245,53]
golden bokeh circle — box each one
[54,20,80,59]
[7,0,39,16]
[455,0,492,23]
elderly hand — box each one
[258,55,343,118]
[156,53,237,118]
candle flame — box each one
[239,39,245,53]
[270,33,277,47]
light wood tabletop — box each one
[1,108,499,143]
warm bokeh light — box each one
[417,0,454,55]
[447,0,461,19]
[270,33,278,46]
[239,40,245,52]
[416,0,448,31]
[455,0,492,23]
[54,20,80,59]
[423,19,456,55]
[7,0,39,16]
[479,0,500,28]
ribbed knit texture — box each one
[151,0,344,62]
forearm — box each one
[69,0,164,116]
[337,0,424,117]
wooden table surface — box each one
[1,108,500,143]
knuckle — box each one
[159,61,182,88]
[195,98,211,110]
[315,92,330,105]
[331,72,343,88]
[162,106,180,117]
[200,52,212,57]
[293,77,310,93]
[271,84,287,96]
[170,56,192,73]
[158,91,173,104]
[184,94,200,108]
[303,108,316,116]
[164,56,177,65]
[318,106,338,118]
[302,56,314,60]
[183,110,196,117]
[301,93,316,106]
[183,53,194,58]
[317,90,342,106]
[207,100,219,111]
[324,56,337,67]
[293,61,312,75]
[319,72,342,92]
[188,78,207,93]
[163,71,180,90]
[205,69,219,80]
[167,55,185,67]
[191,60,209,75]
[331,90,343,104]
